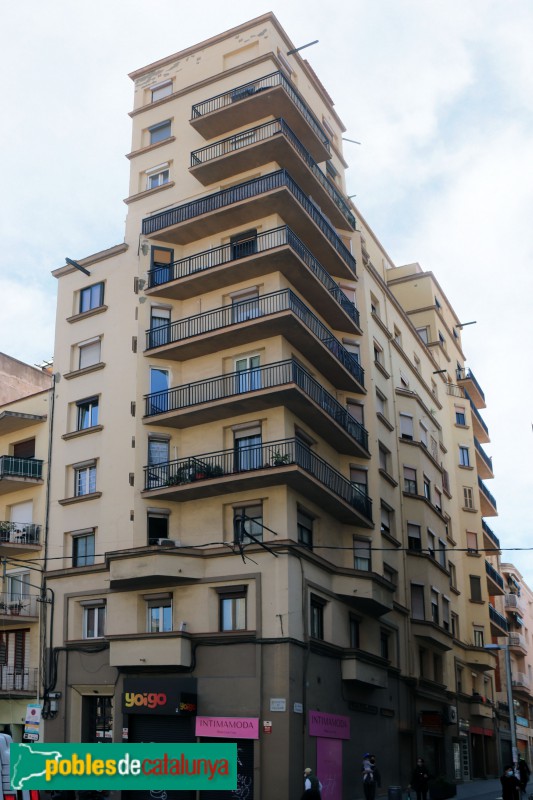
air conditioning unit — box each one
[156,539,181,547]
[445,705,458,724]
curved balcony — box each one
[410,619,453,651]
[146,225,361,334]
[485,559,504,595]
[467,393,490,443]
[0,521,42,551]
[509,632,527,655]
[478,477,497,517]
[0,456,43,494]
[190,119,354,230]
[144,359,370,457]
[474,437,494,479]
[144,289,365,392]
[482,520,500,553]
[143,437,373,527]
[190,70,331,162]
[489,603,508,636]
[141,169,356,280]
[456,368,486,409]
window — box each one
[416,327,429,344]
[75,463,96,497]
[149,120,171,145]
[393,327,402,346]
[150,246,173,286]
[408,523,422,551]
[297,509,314,549]
[411,584,425,620]
[431,437,439,462]
[438,331,446,348]
[473,628,484,647]
[350,617,360,649]
[467,531,478,553]
[470,575,482,602]
[8,571,30,601]
[438,539,447,568]
[147,512,169,545]
[77,397,99,430]
[383,564,397,587]
[350,467,367,495]
[147,597,172,633]
[459,446,470,467]
[434,653,443,683]
[149,306,171,348]
[344,341,360,363]
[380,504,392,535]
[370,294,380,316]
[423,475,431,501]
[234,426,262,471]
[455,406,466,426]
[380,630,390,660]
[147,167,170,190]
[73,532,95,567]
[431,589,439,624]
[310,595,325,640]
[83,604,105,639]
[399,414,414,440]
[419,422,428,448]
[427,530,436,559]
[218,587,247,631]
[463,486,474,510]
[339,285,356,306]
[12,439,35,459]
[419,647,427,677]
[373,341,383,365]
[231,230,257,260]
[442,597,450,631]
[353,538,371,571]
[378,443,390,473]
[151,81,172,102]
[80,283,104,314]
[449,562,457,590]
[235,355,261,393]
[435,296,442,310]
[78,339,101,370]
[147,437,170,489]
[400,371,410,388]
[404,467,417,494]
[451,613,459,640]
[232,290,260,322]
[414,354,421,373]
[347,400,364,425]
[149,368,170,414]
[376,390,387,417]
[234,504,263,544]
[435,487,442,512]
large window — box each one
[73,532,95,567]
[147,597,172,633]
[235,355,261,393]
[218,587,247,632]
[230,229,257,260]
[231,290,260,323]
[147,437,170,489]
[77,397,99,430]
[148,512,169,545]
[234,427,262,471]
[80,283,104,314]
[233,504,263,544]
[75,463,96,497]
[149,368,170,414]
[83,604,105,639]
[150,246,173,286]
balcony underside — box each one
[411,620,453,651]
[475,452,494,480]
[465,646,497,671]
[469,702,493,719]
[109,634,191,668]
[144,186,355,280]
[190,134,351,230]
[0,412,46,435]
[109,549,204,590]
[142,463,373,527]
[145,312,365,393]
[479,493,498,517]
[190,84,330,163]
[145,243,361,335]
[458,376,486,409]
[486,573,504,596]
[333,573,393,617]
[489,618,508,637]
[471,415,490,444]
[0,476,43,495]
[144,384,370,458]
[341,658,388,687]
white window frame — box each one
[74,462,96,497]
[83,604,105,639]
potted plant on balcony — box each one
[271,450,290,466]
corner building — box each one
[45,14,504,798]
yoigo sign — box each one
[11,743,236,792]
[121,678,197,716]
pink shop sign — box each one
[308,710,350,740]
[195,716,259,739]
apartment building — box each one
[44,13,507,798]
[0,354,52,739]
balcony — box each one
[144,359,370,457]
[190,119,355,230]
[190,70,331,162]
[0,667,38,693]
[0,456,43,494]
[467,393,490,443]
[474,438,494,479]
[478,477,497,517]
[489,603,508,636]
[109,633,191,668]
[144,289,365,392]
[0,411,46,435]
[512,672,530,691]
[469,697,494,719]
[456,368,486,409]
[465,646,497,671]
[333,572,393,617]
[509,632,527,654]
[485,560,504,595]
[0,521,42,551]
[143,437,373,527]
[146,225,361,334]
[0,593,39,625]
[141,170,356,280]
[504,593,526,615]
[410,619,453,651]
[109,546,205,590]
[482,520,500,553]
[341,658,388,687]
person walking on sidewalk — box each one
[518,758,531,794]
[408,757,430,800]
[302,766,322,799]
[501,765,521,800]
[362,753,381,800]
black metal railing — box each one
[144,437,373,521]
[489,603,508,632]
[191,70,331,154]
[456,367,485,403]
[0,593,39,617]
[145,359,369,451]
[148,224,359,326]
[0,521,41,545]
[485,560,504,591]
[478,477,497,510]
[474,437,493,472]
[0,667,38,692]
[0,456,43,480]
[467,393,489,436]
[145,288,365,387]
[190,119,355,228]
[482,520,500,549]
[142,170,356,275]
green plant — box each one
[271,451,290,466]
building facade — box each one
[42,13,512,799]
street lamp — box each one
[484,643,517,771]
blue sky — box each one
[1,0,532,580]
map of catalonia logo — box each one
[11,743,237,791]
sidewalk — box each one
[456,778,502,800]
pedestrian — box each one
[501,765,521,800]
[518,758,531,794]
[362,753,380,800]
[408,757,430,800]
[302,766,322,799]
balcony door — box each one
[147,438,170,489]
[9,501,33,544]
[150,246,173,286]
[149,368,170,414]
[231,290,260,323]
[231,229,257,260]
[149,307,171,348]
[235,355,261,393]
[234,427,262,471]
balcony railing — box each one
[144,437,373,522]
[190,119,355,229]
[512,672,530,689]
[148,225,360,328]
[478,477,497,511]
[456,367,485,404]
[509,632,527,650]
[145,288,365,388]
[474,437,493,472]
[485,560,504,591]
[145,359,369,452]
[0,456,43,480]
[142,170,356,276]
[0,593,39,618]
[191,70,331,154]
[466,392,490,437]
[482,520,500,550]
[0,521,41,546]
[504,593,526,614]
[489,603,508,632]
[0,667,38,692]
[445,384,465,398]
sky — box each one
[1,0,532,579]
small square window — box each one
[147,169,169,190]
[80,283,104,314]
[73,532,95,567]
